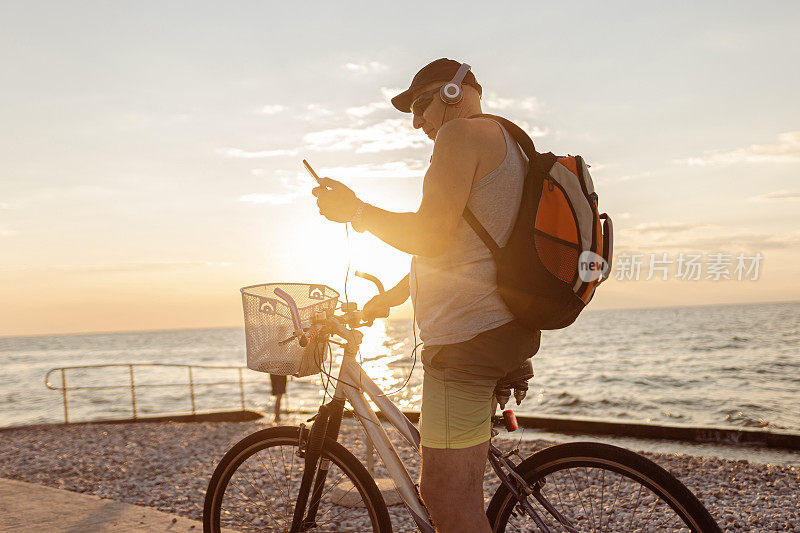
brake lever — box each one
[278,331,308,347]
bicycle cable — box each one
[370,268,422,398]
[313,222,423,413]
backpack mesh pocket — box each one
[535,233,579,283]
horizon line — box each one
[2,298,798,340]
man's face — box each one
[410,81,446,141]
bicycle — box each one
[203,276,721,532]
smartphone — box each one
[302,159,323,185]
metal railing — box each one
[45,363,268,424]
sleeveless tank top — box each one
[410,118,528,345]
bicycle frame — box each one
[246,287,715,533]
[329,348,434,532]
[288,315,558,532]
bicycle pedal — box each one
[503,409,519,432]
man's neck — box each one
[454,102,483,119]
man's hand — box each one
[362,293,392,322]
[361,274,410,322]
[312,177,362,223]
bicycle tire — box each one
[203,425,393,532]
[486,442,721,532]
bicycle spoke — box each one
[315,485,363,526]
[216,441,349,531]
[549,470,569,518]
[305,468,350,523]
[285,444,296,523]
[273,445,295,522]
[636,491,659,531]
[625,480,646,530]
[226,474,285,527]
[567,467,591,527]
[598,468,605,532]
[230,464,276,516]
[540,479,577,532]
[602,471,624,530]
[583,466,597,531]
[492,452,709,533]
[260,446,292,517]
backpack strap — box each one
[461,114,546,255]
[469,113,538,158]
[463,206,500,255]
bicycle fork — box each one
[290,398,346,533]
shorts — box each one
[419,320,541,449]
[269,374,287,396]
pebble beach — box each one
[0,419,798,532]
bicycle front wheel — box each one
[203,425,392,532]
[487,442,721,532]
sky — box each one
[1,1,799,336]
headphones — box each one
[439,63,471,105]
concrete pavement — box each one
[0,478,238,532]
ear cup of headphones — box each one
[440,82,463,105]
[439,63,471,105]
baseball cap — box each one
[391,58,482,113]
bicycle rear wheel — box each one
[487,442,720,532]
[203,426,392,532]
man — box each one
[312,58,540,532]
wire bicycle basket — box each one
[241,283,339,377]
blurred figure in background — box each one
[269,374,287,423]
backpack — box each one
[463,114,614,330]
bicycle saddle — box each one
[494,358,534,409]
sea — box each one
[1,301,799,437]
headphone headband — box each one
[451,63,471,86]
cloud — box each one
[516,120,548,138]
[301,103,335,121]
[683,131,800,166]
[380,87,404,100]
[319,161,426,181]
[344,61,389,75]
[592,170,653,185]
[237,169,315,206]
[34,261,230,273]
[750,190,800,201]
[304,118,431,153]
[260,104,285,115]
[346,101,391,118]
[0,228,18,237]
[617,222,800,252]
[217,147,298,158]
[626,223,698,235]
[485,96,542,115]
[0,202,11,209]
[238,192,299,205]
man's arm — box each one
[361,119,479,256]
[384,273,410,305]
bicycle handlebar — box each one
[272,272,386,348]
[273,287,303,331]
[354,270,385,294]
